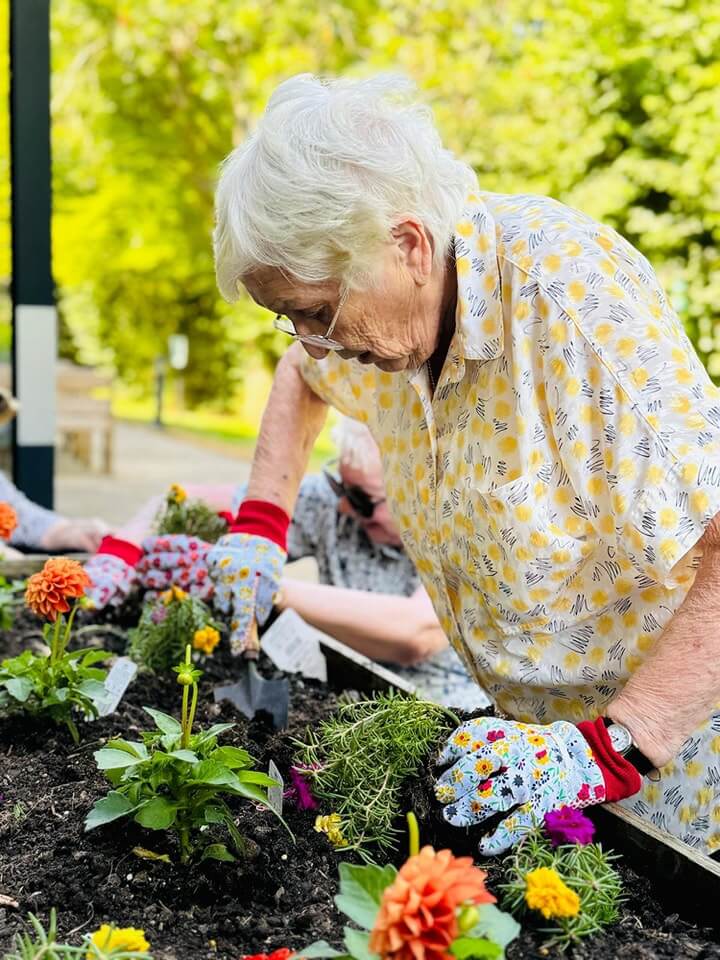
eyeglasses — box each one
[323,460,386,519]
[273,288,349,350]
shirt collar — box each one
[452,193,504,362]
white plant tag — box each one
[260,609,327,683]
[97,657,138,717]
[267,759,284,817]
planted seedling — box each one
[4,909,153,959]
[155,483,228,543]
[86,645,281,863]
[128,585,222,671]
[0,575,25,630]
[295,691,457,857]
[0,558,108,742]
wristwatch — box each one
[601,717,656,776]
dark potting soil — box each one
[1,615,720,960]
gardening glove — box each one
[207,499,289,656]
[135,534,213,601]
[84,536,142,609]
[434,716,642,856]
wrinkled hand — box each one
[434,717,606,856]
[207,533,286,655]
[84,554,138,610]
[42,518,110,553]
[135,534,213,601]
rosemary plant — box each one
[501,826,623,945]
[295,691,456,857]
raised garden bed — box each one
[2,603,720,959]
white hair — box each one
[332,417,381,472]
[214,73,477,300]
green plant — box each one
[0,576,25,630]
[127,586,221,672]
[85,646,281,863]
[3,910,152,959]
[295,692,457,857]
[299,814,519,960]
[0,559,107,742]
[12,800,27,822]
[501,826,623,945]
[155,484,228,543]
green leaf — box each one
[450,938,502,960]
[135,797,177,830]
[465,905,520,953]
[192,722,235,745]
[342,927,378,960]
[94,748,146,770]
[211,745,252,768]
[203,805,226,824]
[235,770,279,788]
[201,843,236,862]
[4,677,33,701]
[335,863,397,930]
[85,791,135,831]
[78,679,108,702]
[167,749,199,763]
[189,760,238,786]
[296,942,348,959]
[143,707,182,735]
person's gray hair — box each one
[214,73,477,300]
[332,417,381,473]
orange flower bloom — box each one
[25,557,92,622]
[369,846,495,960]
[0,502,17,541]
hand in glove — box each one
[136,534,213,601]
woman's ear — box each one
[391,219,433,284]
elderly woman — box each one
[209,73,720,855]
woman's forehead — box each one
[243,268,333,310]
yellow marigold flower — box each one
[525,867,581,919]
[168,483,187,504]
[87,924,150,958]
[161,584,188,605]
[314,812,348,848]
[193,626,220,655]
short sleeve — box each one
[299,351,373,423]
[538,267,720,587]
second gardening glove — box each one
[84,536,142,610]
[135,534,214,601]
[207,499,289,656]
[434,716,642,856]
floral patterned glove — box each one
[434,717,628,856]
[207,532,286,655]
[135,534,213,601]
[84,537,142,610]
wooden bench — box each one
[0,360,114,474]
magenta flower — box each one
[544,806,595,847]
[285,766,318,811]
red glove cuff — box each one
[217,510,236,527]
[230,499,290,552]
[97,535,143,567]
[577,716,643,802]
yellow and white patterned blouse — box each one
[299,191,720,847]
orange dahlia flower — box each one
[0,502,17,541]
[25,557,92,621]
[369,846,495,960]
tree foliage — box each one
[3,0,720,399]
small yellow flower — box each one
[87,924,150,958]
[314,812,349,848]
[161,585,188,605]
[527,734,546,747]
[525,867,581,919]
[168,483,187,504]
[193,626,220,655]
[474,758,494,777]
[435,784,456,803]
[453,730,472,748]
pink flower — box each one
[285,766,318,810]
[544,806,595,847]
[486,729,505,742]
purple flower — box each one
[284,766,318,811]
[150,604,168,624]
[544,806,595,847]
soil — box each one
[2,610,720,959]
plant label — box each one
[96,657,138,717]
[267,759,284,817]
[260,609,328,683]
